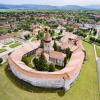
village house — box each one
[32,24,43,36]
[55,25,66,34]
[0,35,14,44]
[19,31,31,39]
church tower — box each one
[44,30,51,53]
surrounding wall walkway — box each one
[8,37,85,91]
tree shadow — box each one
[57,89,66,97]
[4,65,65,96]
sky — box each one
[0,0,100,6]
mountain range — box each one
[0,4,100,10]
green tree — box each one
[49,63,55,72]
[53,41,58,51]
[49,29,55,37]
[64,56,67,66]
[24,34,30,40]
[33,58,39,69]
[92,29,97,36]
[37,31,44,40]
[39,53,49,71]
[65,48,72,59]
[40,40,44,48]
[90,37,95,43]
[34,53,49,71]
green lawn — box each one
[0,41,99,100]
[9,41,21,48]
[0,28,9,34]
[96,46,100,57]
[0,48,7,53]
[22,55,34,68]
[5,41,13,45]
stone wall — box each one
[10,65,65,88]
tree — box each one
[59,29,63,35]
[64,56,67,66]
[0,58,3,64]
[8,29,12,33]
[37,31,44,40]
[33,58,39,69]
[53,41,58,51]
[34,53,49,71]
[65,48,72,59]
[90,37,95,43]
[64,24,74,32]
[92,29,97,36]
[49,63,55,72]
[49,29,55,37]
[40,40,44,48]
[13,29,18,32]
[24,34,30,40]
[39,53,49,71]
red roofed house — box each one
[0,35,14,44]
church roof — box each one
[49,51,66,60]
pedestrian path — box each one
[94,44,100,92]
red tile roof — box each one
[0,35,12,40]
[49,50,66,60]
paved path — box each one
[97,58,100,92]
[94,44,100,92]
[94,45,98,60]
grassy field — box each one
[22,55,34,68]
[0,48,7,53]
[9,41,21,48]
[0,41,99,100]
[96,46,100,57]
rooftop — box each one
[49,50,66,60]
[0,35,12,41]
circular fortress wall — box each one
[8,38,85,91]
